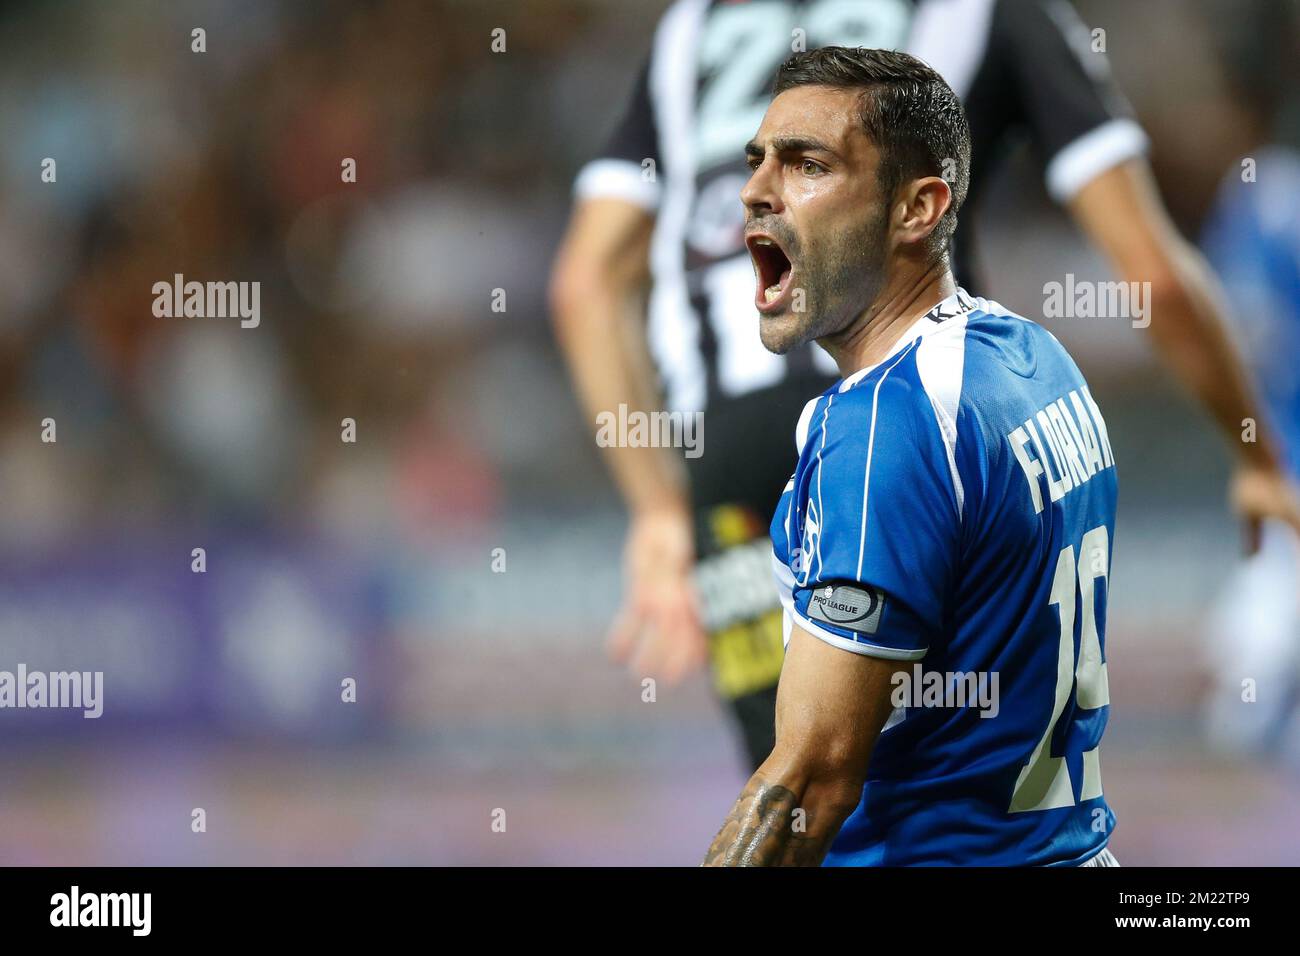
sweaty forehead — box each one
[756,86,869,155]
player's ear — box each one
[896,176,952,247]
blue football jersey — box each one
[770,289,1119,866]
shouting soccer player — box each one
[550,0,1300,776]
[704,48,1119,866]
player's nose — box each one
[741,158,782,215]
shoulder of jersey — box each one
[791,297,1047,455]
[837,296,1033,398]
[957,296,1065,381]
[793,334,950,457]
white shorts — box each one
[1080,847,1120,867]
[1202,520,1300,754]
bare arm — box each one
[548,197,707,682]
[703,626,905,865]
[549,197,683,513]
[1069,158,1300,548]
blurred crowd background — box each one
[0,0,1297,864]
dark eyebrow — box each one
[744,136,839,161]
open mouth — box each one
[745,232,795,314]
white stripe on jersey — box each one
[794,394,820,454]
[1045,117,1148,203]
[808,393,835,587]
[915,317,971,519]
[907,0,997,99]
[572,158,661,210]
[855,343,921,582]
[646,0,709,414]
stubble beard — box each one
[758,209,889,356]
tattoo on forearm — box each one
[701,776,830,866]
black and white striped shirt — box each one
[574,0,1147,418]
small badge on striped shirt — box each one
[807,582,885,635]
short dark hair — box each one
[773,47,971,256]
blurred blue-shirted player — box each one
[1200,147,1300,761]
[704,47,1119,867]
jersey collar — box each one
[837,287,976,393]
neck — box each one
[819,261,956,377]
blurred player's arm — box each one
[548,56,708,684]
[549,196,676,512]
[550,57,678,517]
[548,65,712,686]
[702,625,902,866]
[549,197,707,683]
[1068,159,1300,547]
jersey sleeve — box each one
[572,58,662,211]
[786,377,962,661]
[993,0,1149,203]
